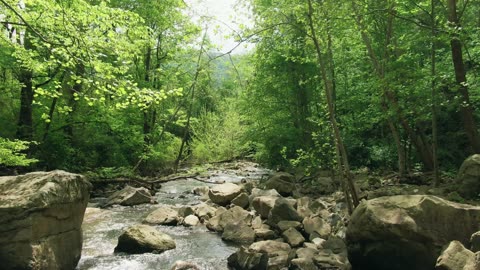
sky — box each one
[184,0,254,54]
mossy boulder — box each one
[347,195,480,270]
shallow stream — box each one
[77,162,270,270]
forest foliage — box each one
[0,0,479,188]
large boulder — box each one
[206,206,253,232]
[143,205,179,225]
[227,246,268,270]
[228,240,293,270]
[114,224,175,254]
[252,196,278,219]
[303,216,332,240]
[222,221,256,244]
[435,241,479,270]
[208,183,243,206]
[0,171,91,270]
[232,192,250,209]
[347,195,480,270]
[265,172,296,196]
[457,154,480,198]
[104,185,152,206]
[268,198,302,226]
[193,203,216,221]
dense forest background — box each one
[1,0,479,190]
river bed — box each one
[77,162,270,270]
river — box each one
[77,162,270,270]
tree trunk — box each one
[446,0,480,153]
[432,0,440,186]
[306,0,359,208]
[351,0,434,170]
[174,29,208,172]
[16,68,33,141]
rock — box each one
[170,260,201,270]
[313,249,349,270]
[346,195,480,270]
[227,246,268,270]
[471,231,480,252]
[311,238,326,249]
[178,206,195,218]
[104,185,152,206]
[193,203,216,221]
[291,258,318,270]
[206,206,253,232]
[297,247,318,259]
[268,198,302,225]
[265,172,296,196]
[193,186,210,196]
[435,241,479,270]
[283,227,305,247]
[208,183,243,206]
[0,171,91,270]
[303,216,332,240]
[309,199,329,214]
[255,229,276,240]
[143,206,179,225]
[324,236,347,255]
[277,220,302,232]
[232,192,250,209]
[250,188,281,199]
[313,177,337,195]
[303,242,319,250]
[297,197,314,218]
[251,216,264,230]
[222,221,256,244]
[183,215,200,227]
[252,196,277,219]
[457,154,480,198]
[114,224,175,254]
[248,240,294,269]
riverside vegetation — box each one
[1,0,480,270]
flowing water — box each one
[77,162,270,270]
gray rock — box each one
[277,220,302,232]
[222,221,256,244]
[471,231,480,252]
[303,216,331,240]
[297,197,314,218]
[251,216,264,230]
[232,192,250,209]
[193,203,216,221]
[291,258,318,270]
[296,247,318,259]
[313,249,349,270]
[114,224,175,254]
[311,238,326,249]
[0,170,91,270]
[105,185,152,206]
[457,154,480,198]
[183,215,200,227]
[255,228,276,240]
[268,198,302,225]
[282,227,305,247]
[347,195,480,270]
[435,240,479,270]
[178,206,195,218]
[208,183,243,206]
[227,246,268,270]
[265,172,296,196]
[252,196,277,219]
[143,206,179,225]
[206,206,253,232]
